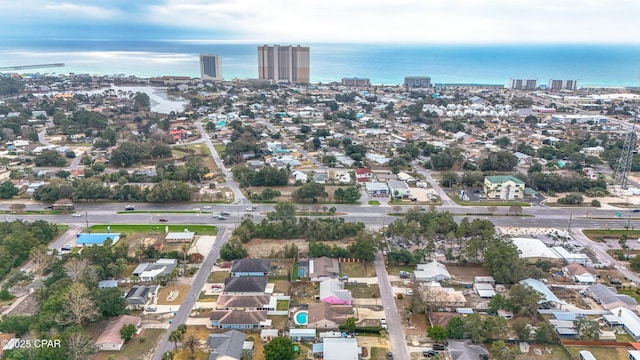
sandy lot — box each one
[157,284,190,305]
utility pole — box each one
[85,208,89,231]
[567,212,573,234]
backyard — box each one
[94,329,165,360]
[340,261,376,277]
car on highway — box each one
[203,205,212,209]
[246,206,256,212]
[72,213,82,217]
[158,218,168,222]
[220,211,231,215]
[124,205,135,211]
[631,209,640,213]
[192,207,201,212]
[215,215,227,220]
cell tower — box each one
[614,112,638,189]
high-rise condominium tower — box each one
[200,54,222,81]
[257,45,310,83]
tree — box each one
[427,324,448,342]
[574,315,600,341]
[508,284,541,317]
[479,151,518,171]
[220,239,248,261]
[533,322,555,343]
[292,182,328,203]
[494,137,512,147]
[264,336,294,360]
[511,318,531,342]
[558,193,584,205]
[440,171,459,187]
[334,186,361,203]
[94,287,127,318]
[59,283,99,326]
[66,330,98,360]
[29,245,54,277]
[344,317,356,333]
[487,294,514,315]
[64,258,96,282]
[267,202,297,222]
[631,255,640,271]
[348,231,383,261]
[169,329,183,352]
[120,323,137,342]
[34,150,67,167]
[182,335,200,359]
[483,237,525,284]
[446,317,465,339]
[490,340,519,360]
[0,181,18,199]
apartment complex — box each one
[510,79,537,90]
[257,45,310,83]
[341,77,370,86]
[483,175,526,200]
[548,79,578,91]
[404,76,431,88]
[200,54,222,81]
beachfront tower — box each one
[200,54,222,81]
[258,45,310,84]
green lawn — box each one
[368,200,380,205]
[116,210,211,214]
[56,224,70,233]
[583,229,640,241]
[566,346,629,360]
[117,329,164,360]
[617,288,640,303]
[213,144,226,155]
[87,224,217,235]
[370,347,389,360]
[386,264,415,274]
[340,262,376,277]
[277,300,289,311]
[207,271,229,283]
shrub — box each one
[591,199,601,207]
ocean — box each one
[1,39,639,87]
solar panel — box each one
[139,287,150,298]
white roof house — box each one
[511,238,560,260]
[165,231,195,243]
[414,261,451,282]
[608,307,640,340]
[551,246,589,265]
[473,283,496,298]
[322,337,361,360]
[519,278,561,305]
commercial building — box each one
[258,45,310,83]
[341,77,370,86]
[483,175,526,200]
[404,76,431,88]
[510,79,537,90]
[548,79,578,91]
[200,54,222,81]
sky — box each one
[2,0,639,44]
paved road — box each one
[152,226,233,360]
[375,252,409,360]
[194,120,248,204]
[411,162,455,206]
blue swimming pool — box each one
[294,311,308,325]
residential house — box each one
[133,259,178,282]
[483,175,526,200]
[364,182,389,196]
[223,277,269,295]
[319,279,352,305]
[76,233,122,246]
[230,259,272,277]
[289,329,316,342]
[207,330,246,360]
[397,172,417,185]
[260,329,279,343]
[473,283,496,298]
[604,307,640,340]
[307,302,354,329]
[355,168,373,183]
[414,261,451,283]
[562,263,596,284]
[448,340,489,360]
[125,285,159,310]
[309,257,340,282]
[292,171,308,182]
[98,280,118,289]
[209,310,271,329]
[322,337,362,360]
[586,283,638,310]
[519,278,561,306]
[215,294,275,311]
[95,315,141,351]
[165,231,195,243]
[375,173,398,182]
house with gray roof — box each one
[448,339,489,360]
[207,330,246,360]
[230,259,272,277]
[133,259,178,282]
[586,283,638,311]
[309,257,340,282]
[223,277,268,294]
[209,310,271,329]
[125,285,159,310]
[215,294,275,311]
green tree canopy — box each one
[264,336,294,360]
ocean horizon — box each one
[1,39,640,87]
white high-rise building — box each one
[200,54,222,81]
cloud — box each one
[1,0,639,43]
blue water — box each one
[1,39,639,87]
[295,311,308,325]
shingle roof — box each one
[588,283,638,306]
[216,294,271,309]
[223,277,267,293]
[308,302,353,325]
[230,259,272,274]
[95,315,141,347]
[209,310,267,325]
[207,330,245,360]
[448,339,489,360]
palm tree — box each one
[161,351,174,360]
[168,330,182,352]
[177,324,187,335]
[182,335,200,360]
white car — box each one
[72,213,82,217]
[203,206,212,209]
[192,208,201,212]
[246,206,256,212]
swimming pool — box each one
[294,311,308,325]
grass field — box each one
[208,271,229,283]
[566,345,629,360]
[95,329,165,360]
[370,347,389,360]
[368,200,380,205]
[583,229,640,241]
[340,262,376,277]
[88,224,217,235]
[346,284,380,298]
[213,144,226,155]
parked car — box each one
[423,350,438,357]
[159,218,168,222]
[386,352,394,360]
[60,244,72,251]
[432,344,446,351]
